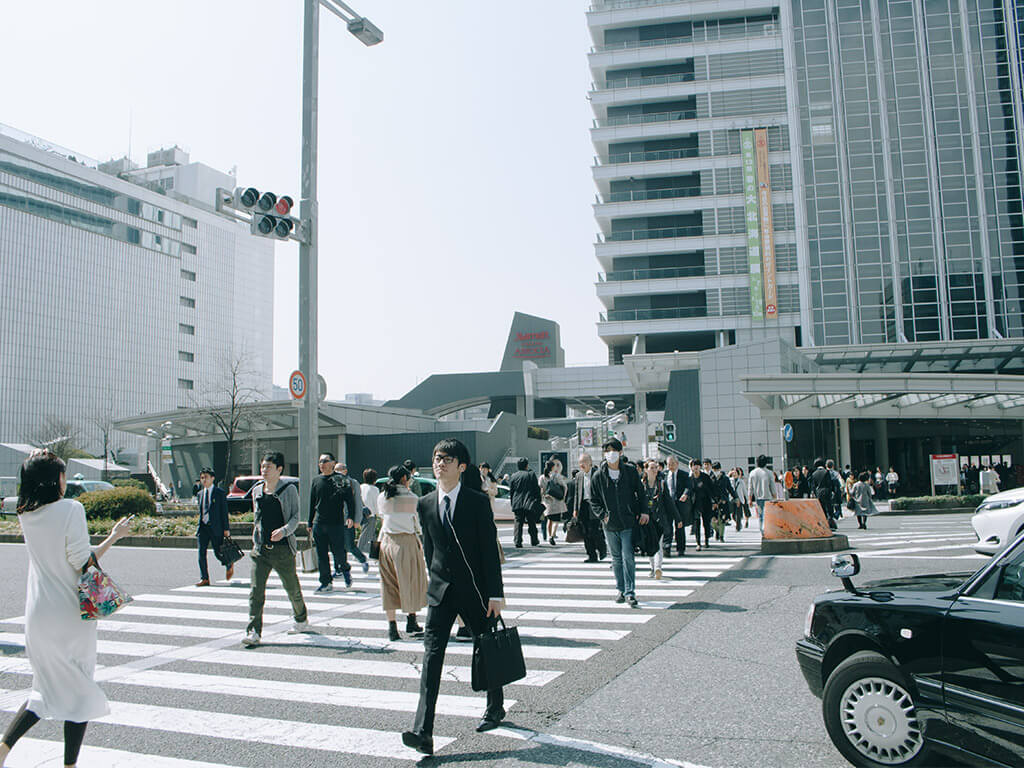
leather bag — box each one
[564,518,584,543]
[216,537,244,566]
[471,616,527,692]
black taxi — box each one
[797,539,1024,767]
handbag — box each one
[545,478,565,501]
[471,616,527,692]
[78,554,132,620]
[846,497,857,512]
[565,518,584,543]
[369,539,381,560]
[296,534,318,573]
[216,537,244,566]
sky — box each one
[3,0,607,401]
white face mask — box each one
[604,451,620,464]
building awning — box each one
[741,373,1024,418]
[806,340,1024,375]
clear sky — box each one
[4,0,607,401]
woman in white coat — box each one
[0,450,131,768]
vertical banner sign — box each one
[741,130,763,320]
[754,128,778,319]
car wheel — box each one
[822,651,932,767]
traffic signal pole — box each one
[297,0,320,521]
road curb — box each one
[760,534,849,554]
[885,507,975,515]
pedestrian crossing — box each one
[837,514,983,559]
[0,533,745,766]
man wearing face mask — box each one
[589,438,646,608]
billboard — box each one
[754,128,778,319]
[741,130,764,320]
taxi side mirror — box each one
[831,553,860,579]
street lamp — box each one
[295,0,382,521]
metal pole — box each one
[298,0,320,521]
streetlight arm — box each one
[320,0,383,45]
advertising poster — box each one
[754,128,778,319]
[740,130,763,320]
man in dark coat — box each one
[567,452,605,562]
[403,438,505,756]
[661,455,689,556]
[684,458,717,550]
[810,457,839,531]
[196,467,231,586]
[508,457,542,547]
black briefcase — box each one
[471,616,527,692]
[216,538,244,566]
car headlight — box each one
[804,602,815,638]
[978,500,1023,513]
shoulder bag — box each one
[78,553,132,620]
[217,537,244,566]
[296,533,318,573]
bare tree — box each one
[31,416,83,463]
[193,349,264,488]
[89,394,118,480]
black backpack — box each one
[545,477,565,501]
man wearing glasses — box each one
[402,439,505,755]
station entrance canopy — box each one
[741,373,1024,419]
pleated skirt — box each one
[378,531,428,614]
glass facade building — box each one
[788,0,1024,345]
[0,127,274,466]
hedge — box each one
[890,494,985,511]
[111,478,148,492]
[78,487,156,520]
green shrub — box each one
[79,487,156,520]
[527,426,550,440]
[891,494,985,511]
[111,478,148,492]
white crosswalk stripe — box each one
[0,531,743,764]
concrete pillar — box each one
[874,419,890,472]
[250,440,259,474]
[336,434,346,464]
[839,418,852,470]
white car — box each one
[972,486,1024,555]
[0,496,15,516]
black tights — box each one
[2,702,87,765]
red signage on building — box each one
[514,330,551,359]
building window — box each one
[179,323,195,335]
[180,296,195,308]
[178,351,194,362]
[178,378,194,390]
[181,243,196,254]
[180,269,196,281]
[183,216,197,228]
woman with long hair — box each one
[376,465,428,641]
[540,459,568,546]
[1,450,132,768]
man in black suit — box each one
[195,467,231,586]
[508,457,542,547]
[403,438,505,756]
[566,453,605,563]
[661,455,688,556]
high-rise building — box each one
[0,124,274,469]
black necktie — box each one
[442,495,452,529]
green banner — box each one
[741,130,763,320]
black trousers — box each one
[313,522,347,584]
[413,587,503,737]
[513,508,539,546]
[692,508,714,545]
[672,520,687,554]
[197,524,224,581]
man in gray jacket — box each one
[243,451,309,647]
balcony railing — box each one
[597,110,697,128]
[605,225,703,242]
[590,24,780,52]
[604,186,701,203]
[601,72,696,90]
[604,147,700,164]
[600,266,705,282]
[589,0,688,12]
[601,306,708,322]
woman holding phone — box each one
[0,450,132,768]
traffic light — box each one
[664,421,676,443]
[228,187,298,241]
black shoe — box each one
[476,709,505,732]
[583,557,598,563]
[406,615,424,636]
[455,625,473,642]
[627,595,639,608]
[402,731,433,755]
[599,551,607,560]
[530,538,540,547]
[514,541,523,548]
[615,592,625,604]
[549,537,556,546]
[387,622,400,642]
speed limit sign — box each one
[288,370,307,401]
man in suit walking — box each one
[567,453,605,562]
[508,457,542,548]
[662,455,688,556]
[403,438,505,756]
[195,467,232,586]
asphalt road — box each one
[0,512,984,768]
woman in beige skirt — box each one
[377,465,428,641]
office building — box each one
[0,124,274,470]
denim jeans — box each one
[755,499,767,533]
[604,527,635,597]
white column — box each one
[839,418,852,470]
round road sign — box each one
[783,423,794,443]
[289,370,307,400]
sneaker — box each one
[288,620,310,634]
[361,560,370,575]
[614,592,625,604]
[627,595,639,608]
[342,571,353,588]
[242,631,261,647]
[333,566,343,577]
[315,583,333,594]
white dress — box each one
[19,498,110,721]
